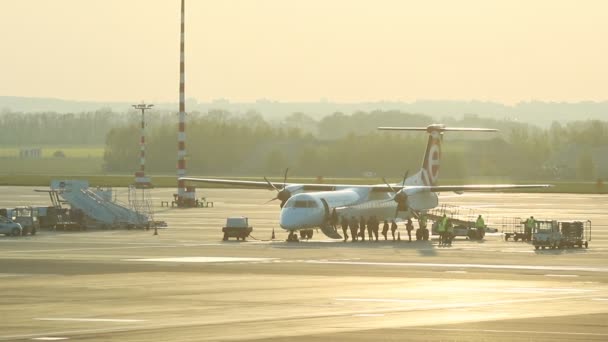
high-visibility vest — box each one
[525,218,534,229]
[476,216,485,228]
[438,217,447,232]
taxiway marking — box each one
[126,256,278,263]
[336,298,431,304]
[406,327,608,337]
[35,318,145,323]
[304,260,608,273]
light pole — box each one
[133,103,154,188]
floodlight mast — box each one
[132,103,154,188]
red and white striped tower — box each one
[133,103,153,188]
[176,0,196,206]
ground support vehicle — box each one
[34,190,83,231]
[532,220,591,250]
[0,215,22,236]
[428,205,494,241]
[502,217,531,242]
[533,220,562,250]
[11,206,40,235]
[222,217,253,241]
[36,206,61,229]
[558,220,591,249]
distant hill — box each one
[1,96,607,126]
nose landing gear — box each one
[287,231,300,242]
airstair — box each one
[50,180,149,228]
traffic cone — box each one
[397,232,401,241]
[271,228,276,240]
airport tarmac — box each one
[0,186,607,341]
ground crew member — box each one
[390,220,398,241]
[446,219,454,246]
[406,218,414,242]
[367,217,374,241]
[475,214,485,239]
[438,214,448,246]
[371,216,379,241]
[418,215,428,240]
[382,220,389,240]
[341,216,349,242]
[525,216,535,242]
[350,216,359,242]
[360,216,367,241]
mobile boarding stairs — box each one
[49,180,152,229]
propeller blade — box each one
[283,168,289,188]
[400,170,410,189]
[382,177,398,194]
[264,176,280,192]
[264,197,279,205]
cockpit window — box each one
[286,200,318,208]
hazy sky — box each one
[0,0,606,104]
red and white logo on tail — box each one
[422,131,442,186]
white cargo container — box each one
[222,217,253,241]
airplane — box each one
[180,124,551,242]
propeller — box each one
[382,170,411,218]
[264,168,292,208]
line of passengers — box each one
[337,216,417,242]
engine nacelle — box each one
[408,192,439,211]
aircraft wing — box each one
[404,184,552,194]
[179,177,340,191]
[180,177,551,193]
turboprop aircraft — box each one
[181,124,550,241]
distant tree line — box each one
[2,108,605,180]
[103,111,608,181]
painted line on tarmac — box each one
[2,245,179,253]
[336,298,432,304]
[304,260,608,273]
[495,287,595,294]
[126,256,278,263]
[35,318,145,323]
[545,274,579,278]
[31,337,68,341]
[592,298,608,301]
[405,327,608,337]
[352,313,385,317]
[0,273,33,277]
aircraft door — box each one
[320,198,330,220]
[319,198,342,240]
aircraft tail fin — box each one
[378,124,497,186]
